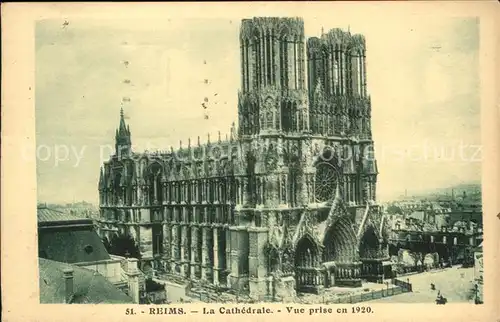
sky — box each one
[35,14,481,204]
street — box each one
[368,266,477,303]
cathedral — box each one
[98,17,392,300]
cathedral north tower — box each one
[306,30,371,139]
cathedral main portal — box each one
[293,213,363,293]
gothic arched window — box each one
[333,60,339,90]
[357,54,363,95]
[291,109,297,132]
[298,111,303,131]
[266,110,273,129]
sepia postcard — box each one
[1,2,499,322]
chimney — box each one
[63,267,74,304]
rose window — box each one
[315,162,339,202]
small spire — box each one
[207,133,211,144]
[98,167,104,187]
[230,122,237,141]
[321,26,324,36]
[170,146,174,153]
[197,136,201,146]
[117,106,128,136]
[218,131,221,142]
[225,133,228,141]
[179,140,182,149]
[188,138,191,148]
[348,25,351,33]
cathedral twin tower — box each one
[238,17,370,138]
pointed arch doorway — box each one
[294,235,322,293]
[359,225,391,281]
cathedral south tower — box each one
[238,17,309,136]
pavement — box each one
[367,266,477,303]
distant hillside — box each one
[434,182,481,194]
[395,182,481,202]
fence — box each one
[319,286,407,304]
[392,278,413,292]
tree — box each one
[386,204,402,215]
[102,237,112,252]
[109,234,142,259]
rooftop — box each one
[39,258,133,304]
[37,206,110,264]
[38,228,111,263]
[37,205,93,228]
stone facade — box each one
[97,17,391,300]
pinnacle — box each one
[118,106,129,136]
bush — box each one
[145,278,165,292]
[109,234,141,259]
[102,238,112,252]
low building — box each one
[37,205,143,303]
[473,242,483,303]
[385,201,482,269]
[389,225,482,265]
[39,258,134,304]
